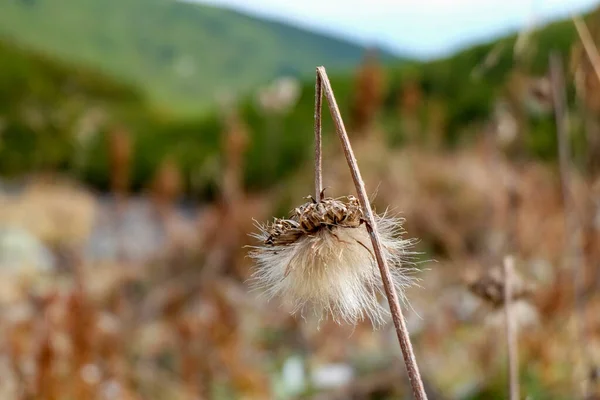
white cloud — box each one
[195,0,599,57]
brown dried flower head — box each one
[467,266,534,308]
[249,194,416,326]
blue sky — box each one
[196,0,599,58]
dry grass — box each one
[1,99,600,398]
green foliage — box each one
[0,0,396,113]
[241,73,354,191]
[0,38,144,176]
[526,116,559,161]
[0,4,595,199]
[380,16,582,150]
[466,365,572,400]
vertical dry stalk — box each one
[573,16,600,85]
[150,157,182,217]
[221,109,249,209]
[108,126,132,202]
[549,52,588,392]
[503,256,519,400]
[350,50,385,135]
[175,318,202,399]
[66,262,98,400]
[572,14,600,175]
[398,79,424,143]
[108,126,133,261]
[314,71,323,201]
[35,327,57,400]
[315,66,427,400]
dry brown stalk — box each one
[221,109,249,210]
[503,256,520,400]
[350,49,385,135]
[66,285,98,399]
[549,51,588,394]
[314,69,323,201]
[398,79,423,143]
[151,157,182,216]
[206,286,269,398]
[175,318,202,399]
[7,320,33,399]
[108,126,133,202]
[108,126,133,261]
[34,324,57,400]
[315,66,427,400]
[573,16,600,87]
[572,14,600,175]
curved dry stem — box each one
[316,66,428,400]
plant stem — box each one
[549,51,588,393]
[316,66,428,400]
[315,71,323,201]
[503,255,519,400]
[572,16,600,85]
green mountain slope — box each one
[0,37,145,176]
[0,0,396,113]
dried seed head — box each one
[248,195,416,326]
[467,266,533,308]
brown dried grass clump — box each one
[381,149,494,259]
[0,178,96,247]
[174,317,207,398]
[195,283,270,399]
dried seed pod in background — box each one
[585,366,600,400]
[249,195,416,326]
[467,265,533,308]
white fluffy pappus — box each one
[248,196,418,326]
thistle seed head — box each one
[467,266,534,308]
[248,195,416,326]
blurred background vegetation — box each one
[1,0,600,399]
[0,0,593,197]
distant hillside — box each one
[0,0,398,112]
[0,37,146,177]
[1,2,595,197]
